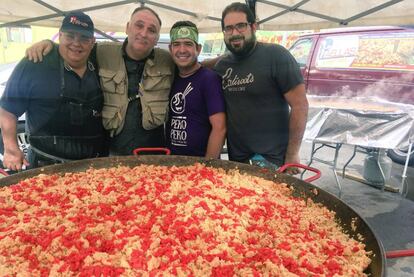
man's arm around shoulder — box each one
[25,40,55,62]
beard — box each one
[225,33,256,57]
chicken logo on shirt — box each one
[170,82,193,114]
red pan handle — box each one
[386,249,414,259]
[0,168,9,177]
[132,147,171,156]
[277,163,321,183]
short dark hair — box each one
[131,6,162,27]
[170,21,198,34]
[221,2,256,30]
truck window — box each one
[202,40,213,54]
[202,39,225,56]
[289,38,312,67]
[315,33,414,71]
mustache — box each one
[135,35,149,44]
[229,35,244,42]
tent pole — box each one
[245,0,257,20]
[0,0,138,28]
[343,0,404,25]
[258,0,313,25]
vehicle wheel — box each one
[387,148,414,166]
[0,122,29,168]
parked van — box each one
[289,26,414,164]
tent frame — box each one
[0,0,407,33]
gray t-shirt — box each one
[215,42,303,165]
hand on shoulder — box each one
[25,40,54,63]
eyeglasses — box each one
[61,32,93,44]
[223,22,250,34]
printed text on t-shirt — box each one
[222,68,254,92]
[170,82,193,147]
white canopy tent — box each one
[0,0,413,36]
[1,0,413,180]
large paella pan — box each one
[0,155,385,276]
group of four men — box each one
[0,2,308,173]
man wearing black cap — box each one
[26,7,175,156]
[0,12,107,171]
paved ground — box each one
[299,141,414,277]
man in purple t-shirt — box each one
[166,21,226,158]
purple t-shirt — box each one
[166,67,225,156]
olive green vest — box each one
[96,42,174,136]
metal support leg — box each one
[342,145,358,178]
[301,142,327,179]
[301,142,317,179]
[332,143,342,198]
[301,141,343,198]
[375,150,386,192]
[401,143,413,197]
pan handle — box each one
[0,168,9,177]
[386,249,414,258]
[132,147,171,156]
[278,163,321,183]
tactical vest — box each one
[96,42,174,136]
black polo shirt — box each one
[0,45,100,136]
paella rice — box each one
[0,163,371,276]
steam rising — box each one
[308,73,414,116]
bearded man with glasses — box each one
[0,12,108,171]
[215,2,309,174]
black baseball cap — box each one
[60,11,94,38]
